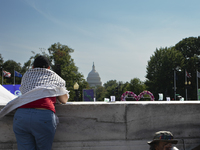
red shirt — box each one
[19,97,56,113]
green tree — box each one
[175,36,200,100]
[175,36,200,59]
[145,47,184,100]
[119,78,147,101]
[127,78,146,95]
[117,81,129,100]
[103,80,118,89]
[28,43,88,101]
[103,80,128,101]
[2,60,22,85]
[0,54,3,67]
[95,85,106,101]
[21,59,32,74]
[103,80,118,99]
[0,54,4,84]
[47,42,88,101]
[120,82,129,94]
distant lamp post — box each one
[74,82,79,101]
[185,81,191,100]
[174,67,181,100]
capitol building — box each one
[87,63,102,87]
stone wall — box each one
[0,101,200,150]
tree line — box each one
[1,36,200,101]
[145,36,200,100]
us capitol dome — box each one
[87,62,102,87]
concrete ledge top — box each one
[1,101,200,106]
[63,101,200,105]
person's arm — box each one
[57,94,68,104]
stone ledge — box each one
[1,101,200,150]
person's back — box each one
[13,55,69,150]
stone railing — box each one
[1,101,200,150]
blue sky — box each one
[1,0,200,84]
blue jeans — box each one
[13,108,58,150]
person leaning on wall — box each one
[12,55,69,150]
[148,131,179,150]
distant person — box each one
[3,55,69,150]
[148,131,179,150]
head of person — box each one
[148,131,178,150]
[33,55,50,69]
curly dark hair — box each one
[33,55,50,68]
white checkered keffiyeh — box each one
[20,68,66,94]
